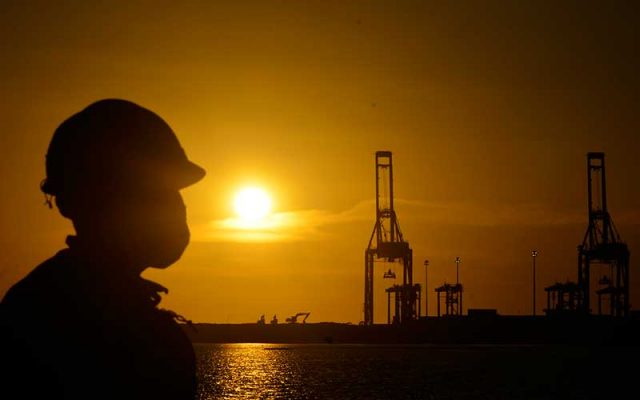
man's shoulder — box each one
[2,249,71,307]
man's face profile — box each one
[43,99,205,272]
[114,188,191,269]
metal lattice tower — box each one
[364,151,418,325]
[578,152,630,316]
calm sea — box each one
[194,343,636,399]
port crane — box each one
[578,152,630,316]
[285,312,310,324]
[364,151,420,325]
[544,153,631,317]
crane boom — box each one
[285,312,310,324]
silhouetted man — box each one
[1,99,205,399]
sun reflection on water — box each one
[196,343,309,399]
[194,342,608,399]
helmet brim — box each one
[178,160,206,189]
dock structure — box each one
[577,153,631,316]
[360,151,632,328]
[544,282,581,315]
[435,283,463,317]
[386,284,422,324]
[364,151,419,325]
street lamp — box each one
[455,257,461,285]
[424,259,429,317]
[532,250,538,316]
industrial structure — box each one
[386,284,422,324]
[578,152,630,316]
[435,283,463,316]
[286,312,311,324]
[257,313,310,324]
[245,151,635,350]
[361,151,630,322]
[545,152,631,317]
[544,282,580,313]
[364,151,420,325]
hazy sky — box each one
[1,1,638,323]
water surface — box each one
[195,343,634,399]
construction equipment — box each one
[577,153,630,316]
[434,283,463,317]
[364,151,420,325]
[545,153,631,316]
[285,312,310,324]
[544,282,580,314]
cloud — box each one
[189,201,376,243]
[190,210,341,243]
[189,198,620,243]
[396,200,640,228]
[392,199,585,227]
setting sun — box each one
[233,187,272,223]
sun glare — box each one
[233,187,272,223]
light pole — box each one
[424,259,429,317]
[532,250,538,316]
[455,257,461,285]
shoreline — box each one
[183,314,640,345]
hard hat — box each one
[41,99,205,196]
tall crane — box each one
[578,152,630,316]
[364,151,420,325]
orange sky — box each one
[1,1,639,323]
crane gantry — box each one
[364,151,420,325]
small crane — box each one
[285,312,310,324]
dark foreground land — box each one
[185,314,640,346]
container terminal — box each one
[186,151,638,345]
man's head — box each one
[42,99,205,271]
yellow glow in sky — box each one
[233,187,273,226]
[1,2,639,324]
